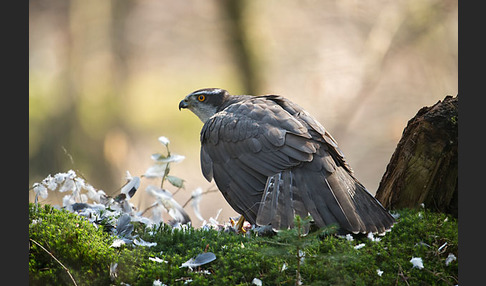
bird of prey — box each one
[179,88,395,234]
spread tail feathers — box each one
[256,166,395,234]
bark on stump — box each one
[375,95,458,217]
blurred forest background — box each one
[29,0,457,226]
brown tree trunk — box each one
[375,95,458,217]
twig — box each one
[141,202,159,216]
[181,188,219,208]
[172,186,183,197]
[395,263,409,286]
[423,268,457,286]
[61,146,76,167]
[160,144,172,189]
[30,238,78,286]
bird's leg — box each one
[235,215,246,234]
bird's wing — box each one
[257,96,394,233]
[200,96,319,223]
[265,95,352,173]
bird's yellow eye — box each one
[197,95,206,102]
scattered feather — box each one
[110,263,118,281]
[367,232,381,242]
[415,241,431,248]
[146,185,191,224]
[445,253,456,266]
[144,163,168,178]
[163,154,185,164]
[438,242,448,253]
[120,175,140,199]
[33,183,48,199]
[116,213,133,237]
[410,257,424,269]
[252,278,262,286]
[299,250,305,264]
[62,194,76,207]
[149,257,168,263]
[281,263,288,272]
[133,238,157,247]
[151,153,185,164]
[390,212,400,219]
[88,189,106,203]
[158,136,170,146]
[58,176,75,193]
[376,269,383,276]
[180,252,217,270]
[354,243,366,250]
[42,175,58,190]
[337,233,354,241]
[191,188,204,221]
[79,193,88,203]
[130,214,154,226]
[110,238,126,248]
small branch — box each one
[160,144,172,189]
[141,202,159,216]
[30,238,78,286]
[172,186,183,197]
[160,164,170,189]
[181,188,219,209]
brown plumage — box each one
[179,88,394,234]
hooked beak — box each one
[179,99,189,111]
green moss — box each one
[29,204,117,285]
[29,204,458,285]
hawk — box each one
[179,88,394,234]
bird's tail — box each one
[256,165,395,234]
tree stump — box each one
[375,95,458,217]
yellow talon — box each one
[235,215,246,233]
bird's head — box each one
[179,88,229,123]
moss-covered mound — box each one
[29,204,457,285]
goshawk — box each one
[179,88,394,234]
